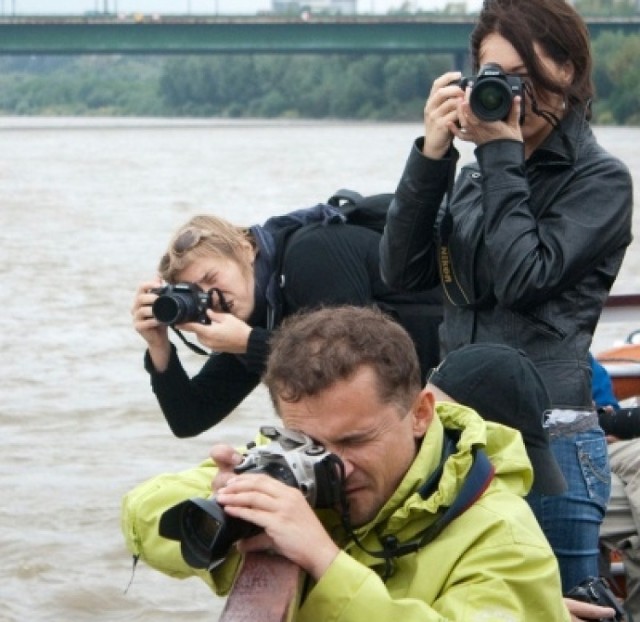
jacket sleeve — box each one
[379,138,457,292]
[145,342,260,438]
[477,139,633,307]
[120,458,242,595]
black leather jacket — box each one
[381,108,633,409]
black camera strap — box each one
[168,288,232,356]
[437,159,472,308]
[342,431,495,581]
[170,326,210,356]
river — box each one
[1,117,639,621]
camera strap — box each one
[436,159,472,308]
[343,430,495,581]
[436,157,498,311]
[170,326,210,356]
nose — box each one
[337,454,355,480]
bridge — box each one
[0,15,638,57]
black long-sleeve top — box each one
[145,222,441,437]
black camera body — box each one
[457,63,524,123]
[151,282,212,326]
[566,576,625,621]
[159,426,344,570]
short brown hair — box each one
[263,306,422,413]
[471,0,594,119]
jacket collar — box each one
[528,104,591,166]
[344,402,533,547]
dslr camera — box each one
[455,63,524,123]
[566,576,626,621]
[151,282,213,326]
[159,426,345,570]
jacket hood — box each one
[347,402,533,547]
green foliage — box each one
[0,32,638,124]
[0,55,166,116]
[154,53,455,120]
[592,32,640,125]
[575,0,637,16]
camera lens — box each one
[180,501,225,569]
[180,497,260,570]
[152,292,198,325]
[470,79,512,121]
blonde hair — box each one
[158,214,254,283]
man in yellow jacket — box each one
[123,305,620,620]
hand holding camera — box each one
[437,64,523,147]
[151,282,220,326]
[453,63,524,125]
[146,281,251,355]
[423,65,524,158]
[566,576,626,621]
[160,426,345,572]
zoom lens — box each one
[470,79,513,121]
[180,497,259,570]
[152,293,199,325]
[180,499,226,569]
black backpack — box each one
[285,188,443,379]
[326,188,393,234]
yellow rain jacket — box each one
[122,403,570,621]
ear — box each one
[240,238,256,266]
[410,387,436,439]
[559,60,574,86]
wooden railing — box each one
[219,552,303,622]
[599,293,640,325]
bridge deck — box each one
[0,15,638,55]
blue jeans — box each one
[526,425,611,593]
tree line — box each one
[0,30,638,124]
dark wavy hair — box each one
[471,0,594,119]
[263,306,422,414]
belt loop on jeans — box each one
[544,409,599,438]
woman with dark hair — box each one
[380,0,633,593]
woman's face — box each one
[478,32,572,153]
[177,252,256,322]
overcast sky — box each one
[1,1,484,16]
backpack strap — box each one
[327,188,364,207]
[328,188,393,234]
